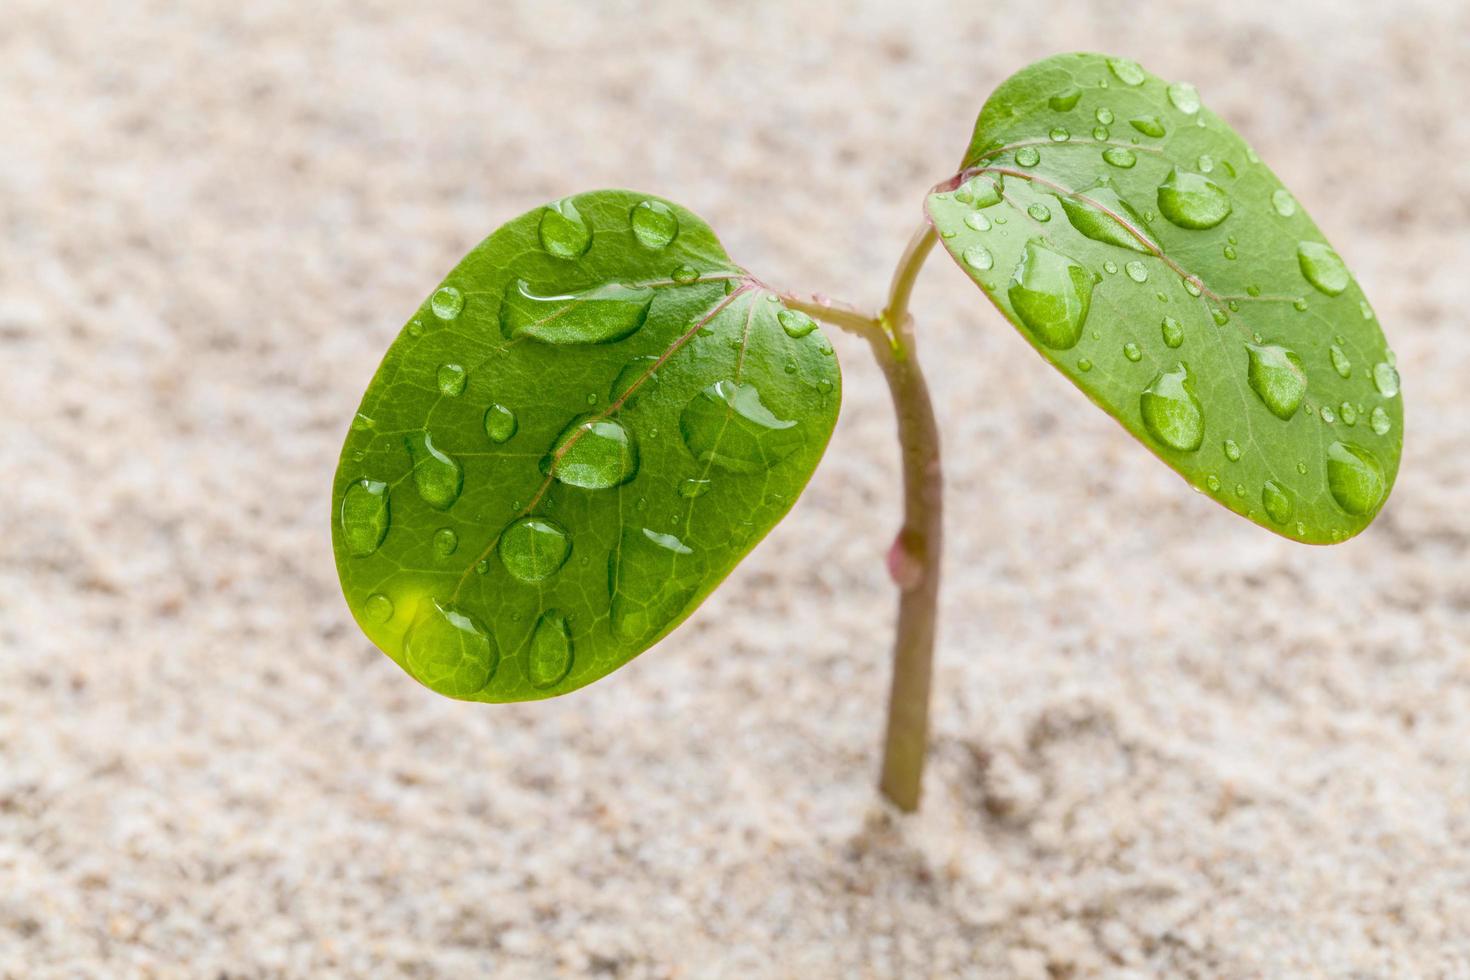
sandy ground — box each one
[3,1,1469,977]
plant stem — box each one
[781,220,943,812]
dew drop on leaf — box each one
[1027,203,1052,222]
[498,517,571,583]
[364,593,394,624]
[1326,442,1386,515]
[609,528,703,643]
[1297,242,1351,296]
[963,245,993,271]
[538,198,592,259]
[430,286,464,321]
[959,175,1003,208]
[1095,107,1115,125]
[629,200,679,250]
[1262,480,1293,524]
[1130,115,1166,137]
[1048,86,1082,111]
[1125,260,1148,283]
[1016,147,1040,167]
[964,211,991,232]
[1102,147,1137,168]
[1370,406,1392,435]
[340,479,390,557]
[1058,188,1153,253]
[1166,81,1201,114]
[1372,362,1400,398]
[1271,189,1297,217]
[1107,57,1146,86]
[777,309,817,338]
[1161,316,1184,348]
[679,380,800,474]
[527,611,574,688]
[483,404,517,444]
[1007,240,1094,350]
[1245,343,1308,420]
[437,363,467,397]
[500,279,655,345]
[1329,345,1352,379]
[406,431,463,510]
[1124,342,1142,362]
[1140,363,1205,452]
[1157,169,1232,230]
[546,418,639,489]
[679,478,712,499]
[1048,127,1070,142]
[403,600,497,698]
[432,527,458,558]
[671,264,700,284]
[610,355,660,407]
[1224,439,1242,461]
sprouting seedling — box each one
[332,53,1402,811]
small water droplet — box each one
[1104,260,1118,275]
[1102,147,1137,168]
[1297,242,1350,296]
[1123,342,1142,362]
[1049,87,1082,112]
[430,286,464,321]
[964,211,991,232]
[1293,298,1309,312]
[1161,316,1184,348]
[963,245,994,271]
[340,479,390,557]
[527,611,574,688]
[1107,57,1146,86]
[1339,401,1358,426]
[1095,107,1114,125]
[1223,439,1241,461]
[680,380,800,474]
[1027,203,1052,222]
[1329,345,1352,378]
[1326,442,1386,515]
[778,309,817,338]
[483,404,517,444]
[1320,404,1337,424]
[364,592,394,624]
[1206,474,1221,492]
[1092,125,1110,141]
[1370,406,1391,435]
[1125,260,1148,283]
[546,417,638,489]
[1007,239,1094,351]
[1157,168,1232,229]
[1197,154,1215,173]
[679,477,711,499]
[1372,362,1400,397]
[1016,147,1040,167]
[1260,481,1292,524]
[1182,276,1203,297]
[959,175,1003,208]
[437,363,467,397]
[1129,115,1165,137]
[1141,363,1205,452]
[630,199,679,249]
[1360,300,1374,320]
[1166,81,1201,114]
[1077,358,1093,372]
[403,601,497,698]
[499,517,571,583]
[1245,343,1308,420]
[406,432,463,510]
[1211,308,1230,326]
[538,198,592,259]
[1049,127,1070,142]
[671,264,700,284]
[1222,244,1237,260]
[1270,189,1298,217]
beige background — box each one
[3,1,1468,977]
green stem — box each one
[782,220,943,812]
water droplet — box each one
[1077,358,1093,372]
[1026,203,1052,222]
[1326,442,1386,515]
[1125,260,1148,283]
[1161,316,1184,348]
[483,404,517,444]
[1360,300,1375,320]
[1296,242,1350,296]
[1340,401,1358,426]
[609,355,660,408]
[538,198,593,259]
[1059,188,1154,253]
[1329,345,1352,379]
[1206,475,1221,492]
[1140,363,1205,452]
[1007,239,1094,351]
[1320,404,1337,424]
[432,527,458,558]
[1223,439,1241,461]
[671,264,701,285]
[430,286,464,321]
[364,592,394,624]
[1093,126,1110,141]
[1049,127,1070,142]
[959,175,1003,208]
[1211,308,1230,326]
[630,199,679,249]
[964,211,991,232]
[1370,406,1392,435]
[1182,276,1203,297]
[679,477,711,499]
[499,517,571,583]
[546,417,638,489]
[1123,342,1142,362]
[527,611,574,688]
[1157,169,1232,229]
[778,309,817,338]
[1293,298,1309,312]
[963,245,994,271]
[340,479,390,557]
[680,380,800,474]
[1129,115,1165,138]
[1372,361,1400,397]
[1102,147,1137,168]
[1197,154,1215,173]
[1095,107,1115,125]
[1167,81,1201,114]
[403,600,497,698]
[437,363,467,397]
[1270,189,1297,217]
[1245,343,1307,420]
[1016,147,1040,167]
[609,527,704,643]
[1049,87,1082,111]
[500,279,654,345]
[405,432,462,510]
[1107,57,1146,86]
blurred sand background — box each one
[3,1,1469,977]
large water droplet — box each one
[1223,439,1242,461]
[1370,406,1392,435]
[403,600,497,698]
[364,592,394,624]
[1140,363,1205,452]
[1166,81,1201,114]
[778,309,817,338]
[499,517,571,583]
[1007,240,1094,351]
[546,417,638,489]
[484,404,517,443]
[1157,169,1232,229]
[1016,147,1040,167]
[630,200,679,249]
[406,432,463,510]
[1102,147,1137,169]
[1245,343,1308,420]
[500,279,654,345]
[609,527,704,643]
[1296,242,1350,296]
[680,380,800,474]
[958,175,1003,208]
[437,363,467,397]
[1271,189,1297,217]
[1048,86,1082,111]
[1026,203,1052,222]
[1059,188,1154,253]
[340,479,390,557]
[432,527,458,558]
[1107,57,1146,86]
[527,611,574,688]
[1326,442,1386,516]
[610,355,660,407]
[1125,260,1148,283]
[1095,107,1115,125]
[1161,315,1184,348]
[538,198,592,259]
[1373,362,1400,398]
[1262,480,1293,524]
[962,245,993,271]
[430,286,464,321]
[1129,115,1165,138]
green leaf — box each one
[927,52,1402,543]
[332,191,841,701]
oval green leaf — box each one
[927,52,1402,543]
[332,191,841,700]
